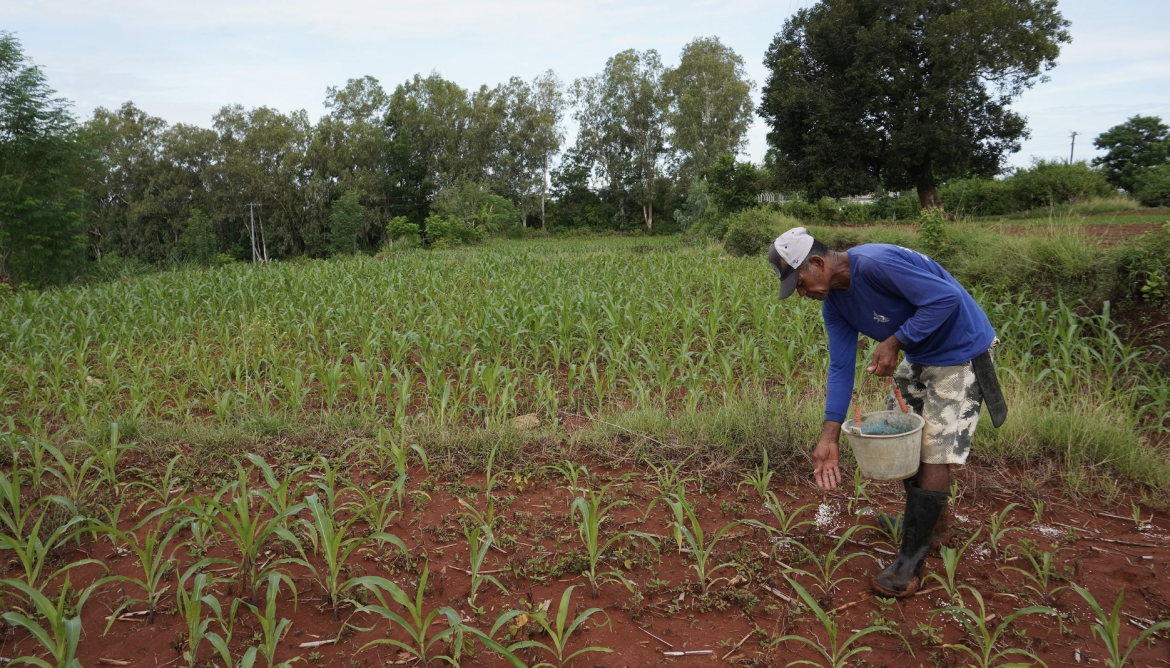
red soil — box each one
[5,458,1170,667]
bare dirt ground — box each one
[7,452,1170,668]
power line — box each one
[1068,131,1080,164]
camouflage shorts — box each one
[886,353,988,465]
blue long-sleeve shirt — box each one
[822,244,996,424]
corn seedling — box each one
[208,459,307,605]
[130,454,186,515]
[546,460,588,503]
[985,503,1023,559]
[925,528,981,602]
[783,525,875,596]
[92,422,139,499]
[1073,582,1170,668]
[238,572,303,668]
[570,478,656,598]
[350,564,464,667]
[0,512,101,600]
[246,453,308,519]
[1031,499,1045,524]
[96,511,187,627]
[0,576,94,668]
[668,491,753,594]
[1003,544,1067,600]
[738,449,773,500]
[1131,501,1150,529]
[488,585,613,668]
[762,490,816,538]
[463,523,508,613]
[938,586,1053,668]
[344,477,405,536]
[778,577,892,668]
[301,492,406,620]
[174,564,238,668]
[847,468,873,515]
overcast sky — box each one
[7,0,1169,170]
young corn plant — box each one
[570,478,656,598]
[738,449,773,500]
[985,503,1024,560]
[1073,583,1170,668]
[300,492,406,620]
[668,491,753,595]
[92,422,139,499]
[925,528,982,603]
[130,454,186,515]
[1003,544,1067,600]
[463,523,508,614]
[344,477,405,536]
[783,525,875,596]
[762,490,816,538]
[350,564,464,667]
[487,585,613,668]
[0,576,94,668]
[778,577,893,668]
[546,460,588,503]
[175,565,238,668]
[246,453,308,520]
[209,460,307,605]
[96,511,187,627]
[238,572,303,668]
[0,512,101,600]
[939,586,1053,668]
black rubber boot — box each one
[877,475,951,549]
[872,481,948,597]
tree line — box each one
[0,31,757,285]
[18,0,1163,289]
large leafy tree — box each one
[1092,115,1170,193]
[572,49,669,230]
[0,32,87,286]
[663,37,754,181]
[759,0,1070,207]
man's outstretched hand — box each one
[812,423,843,490]
[867,334,901,377]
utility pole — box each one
[1068,131,1080,164]
[246,203,260,264]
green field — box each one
[3,236,1167,490]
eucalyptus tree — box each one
[759,0,1070,207]
[572,49,669,231]
[212,104,314,257]
[663,36,754,182]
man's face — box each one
[795,255,832,301]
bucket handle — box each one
[854,375,909,431]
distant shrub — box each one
[839,202,869,224]
[1135,165,1170,207]
[869,193,921,221]
[780,200,819,223]
[1009,160,1113,209]
[939,178,1019,216]
[385,216,420,240]
[176,209,220,265]
[423,214,482,247]
[917,208,950,258]
[723,208,799,257]
[1118,223,1170,301]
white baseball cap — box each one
[768,227,814,300]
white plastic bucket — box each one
[842,410,924,481]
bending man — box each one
[769,227,1006,597]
